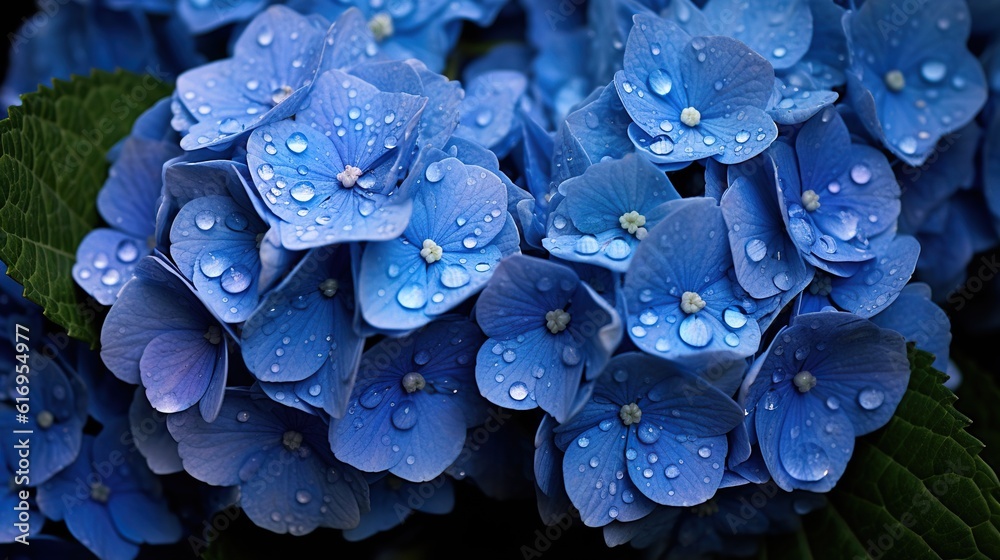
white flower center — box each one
[282,430,304,451]
[793,371,817,393]
[338,165,364,188]
[801,189,820,212]
[204,325,222,345]
[680,291,706,314]
[619,402,642,426]
[884,69,905,92]
[37,410,54,429]
[420,239,443,263]
[619,211,648,238]
[402,372,426,393]
[368,12,394,41]
[90,482,111,503]
[545,309,571,334]
[680,106,701,127]
[319,278,339,298]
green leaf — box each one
[759,347,1000,559]
[0,70,172,343]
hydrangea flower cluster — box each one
[6,0,1000,556]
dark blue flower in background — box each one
[173,7,378,150]
[475,255,621,422]
[128,388,183,475]
[175,0,269,34]
[329,317,487,482]
[344,474,454,541]
[1,360,87,485]
[844,0,987,165]
[615,14,778,166]
[770,109,899,276]
[554,352,743,527]
[101,256,231,422]
[243,246,365,418]
[168,388,370,535]
[73,99,183,305]
[544,154,680,272]
[739,312,909,491]
[701,0,813,71]
[358,157,519,331]
[623,197,762,360]
[247,68,427,248]
[454,70,531,159]
[37,422,182,560]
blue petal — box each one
[454,70,528,158]
[109,491,182,545]
[139,329,226,417]
[767,77,839,125]
[703,0,813,70]
[721,156,810,298]
[98,136,181,239]
[553,84,634,186]
[73,229,147,306]
[128,388,182,475]
[831,235,919,317]
[561,423,657,527]
[871,283,951,372]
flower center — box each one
[545,309,571,334]
[90,482,111,503]
[282,430,304,451]
[619,211,648,239]
[619,402,642,426]
[368,12,394,41]
[808,273,832,297]
[793,370,817,393]
[420,239,443,264]
[204,325,222,345]
[680,291,706,314]
[337,165,364,188]
[402,372,426,393]
[319,278,339,298]
[36,410,54,429]
[680,106,701,127]
[271,85,294,105]
[883,69,905,92]
[801,189,820,212]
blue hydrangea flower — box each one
[767,74,840,125]
[128,388,183,475]
[287,0,507,72]
[1,360,87,485]
[329,317,487,482]
[73,99,183,305]
[36,422,182,560]
[242,246,365,418]
[871,283,951,373]
[797,234,920,318]
[357,157,519,331]
[844,0,987,166]
[454,70,530,159]
[913,193,998,298]
[533,414,574,525]
[344,474,454,541]
[247,68,427,249]
[615,14,778,166]
[169,166,271,323]
[553,352,744,527]
[544,154,680,272]
[552,84,635,188]
[168,388,370,535]
[623,197,762,360]
[739,312,909,491]
[101,256,231,422]
[770,109,899,275]
[176,0,269,34]
[173,6,378,150]
[475,255,621,422]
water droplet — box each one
[475,109,493,127]
[745,239,767,262]
[637,424,660,444]
[577,437,590,448]
[649,136,674,155]
[605,238,632,260]
[858,388,885,410]
[391,401,417,430]
[295,490,312,504]
[735,130,750,143]
[678,314,712,347]
[440,265,471,288]
[920,59,947,83]
[116,240,139,263]
[898,136,917,155]
[397,283,427,309]
[257,164,275,181]
[509,382,529,401]
[237,411,250,422]
[285,132,308,153]
[665,464,680,478]
[648,69,673,96]
[826,396,840,410]
[850,164,872,185]
[257,28,274,46]
[195,211,215,231]
[575,235,600,255]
